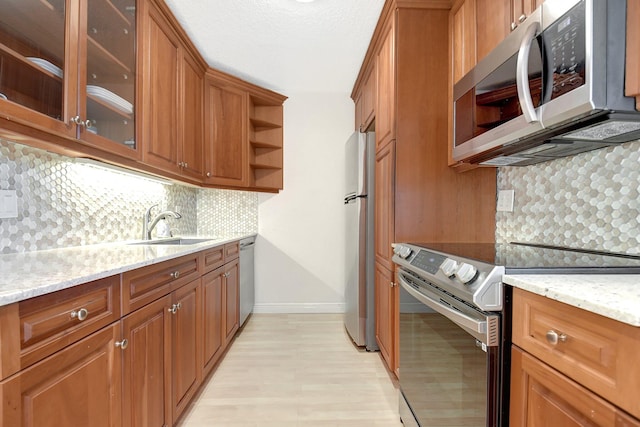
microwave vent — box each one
[557,121,640,142]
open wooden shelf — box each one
[248,94,284,190]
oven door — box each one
[398,271,501,427]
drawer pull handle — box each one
[71,308,89,321]
[170,271,180,279]
[115,339,128,350]
[168,304,178,314]
[546,330,567,345]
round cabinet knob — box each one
[170,271,180,279]
[70,308,89,321]
[115,339,129,350]
[455,263,478,284]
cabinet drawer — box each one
[512,288,640,419]
[201,245,225,274]
[122,254,199,314]
[18,275,121,371]
[224,242,239,260]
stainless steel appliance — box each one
[453,0,640,167]
[343,131,377,351]
[392,241,640,427]
[239,236,255,327]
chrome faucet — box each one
[142,204,182,240]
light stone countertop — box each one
[503,274,640,327]
[0,233,255,307]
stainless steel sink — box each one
[128,238,216,246]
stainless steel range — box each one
[392,242,640,427]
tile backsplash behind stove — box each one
[0,139,258,254]
[496,139,640,254]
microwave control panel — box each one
[544,0,586,100]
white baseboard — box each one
[253,303,345,314]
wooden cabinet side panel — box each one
[1,323,122,427]
[141,4,180,173]
[0,304,20,380]
[396,7,496,244]
[452,0,476,83]
[626,0,640,110]
[121,295,171,427]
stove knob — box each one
[393,244,412,259]
[455,263,478,284]
[440,258,458,277]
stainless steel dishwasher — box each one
[239,236,256,327]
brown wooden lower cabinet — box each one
[375,261,395,371]
[224,258,240,345]
[510,346,640,427]
[0,241,243,427]
[171,278,202,423]
[1,323,123,427]
[121,294,172,427]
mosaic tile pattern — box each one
[0,139,258,254]
[197,188,258,236]
[496,140,640,254]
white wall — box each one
[255,92,354,313]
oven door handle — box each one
[398,275,498,346]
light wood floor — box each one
[178,313,403,427]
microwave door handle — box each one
[516,21,541,123]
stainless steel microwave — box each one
[453,0,640,166]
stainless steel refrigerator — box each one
[343,131,377,351]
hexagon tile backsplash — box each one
[496,139,640,254]
[0,139,257,254]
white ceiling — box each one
[162,0,385,94]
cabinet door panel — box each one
[452,0,476,83]
[171,278,202,423]
[141,4,180,173]
[476,0,510,62]
[510,346,640,427]
[202,268,224,376]
[376,20,395,150]
[224,258,239,344]
[374,141,395,270]
[179,52,204,179]
[1,323,122,427]
[121,295,171,427]
[205,81,248,186]
[375,262,394,370]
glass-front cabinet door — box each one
[80,0,137,155]
[0,0,137,156]
[0,0,74,136]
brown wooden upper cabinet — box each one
[140,0,205,180]
[204,72,249,187]
[376,18,395,151]
[0,0,138,157]
[354,64,376,132]
[451,0,476,84]
[476,0,543,62]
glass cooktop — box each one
[408,242,640,274]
